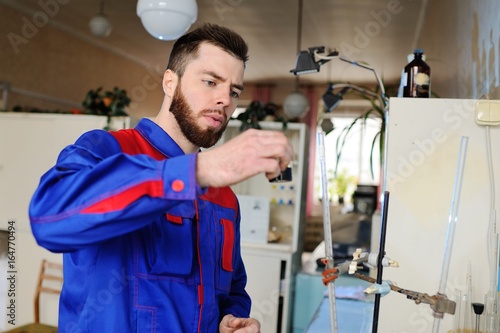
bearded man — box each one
[29,23,293,333]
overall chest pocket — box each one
[145,205,195,276]
[216,218,235,292]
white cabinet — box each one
[0,113,129,328]
[242,251,283,331]
[219,120,310,333]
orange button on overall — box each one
[171,179,185,192]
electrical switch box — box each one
[237,195,270,244]
[476,100,500,125]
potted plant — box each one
[235,100,288,132]
[329,168,357,204]
[82,87,130,129]
[331,82,396,179]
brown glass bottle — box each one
[403,49,431,98]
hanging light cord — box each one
[294,0,303,91]
[99,0,105,15]
[296,0,302,54]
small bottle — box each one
[403,49,431,98]
[397,53,415,97]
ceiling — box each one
[2,0,428,86]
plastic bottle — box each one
[402,48,431,98]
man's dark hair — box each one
[167,23,249,77]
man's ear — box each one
[162,69,178,98]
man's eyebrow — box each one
[202,70,244,92]
[233,83,245,92]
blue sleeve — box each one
[29,129,202,252]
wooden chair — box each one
[4,259,63,333]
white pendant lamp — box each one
[283,91,310,118]
[89,0,112,38]
[283,0,309,119]
[137,0,198,41]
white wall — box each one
[422,0,500,99]
[0,113,128,329]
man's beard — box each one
[169,82,228,148]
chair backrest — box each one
[34,259,63,323]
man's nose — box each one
[214,87,231,107]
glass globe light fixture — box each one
[89,0,112,38]
[89,14,112,38]
[283,91,309,119]
[137,0,198,41]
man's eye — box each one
[204,80,216,87]
[230,91,240,98]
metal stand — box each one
[371,191,390,333]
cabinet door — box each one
[242,252,282,333]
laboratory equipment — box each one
[475,99,500,333]
[354,273,456,316]
[432,136,469,332]
[269,165,292,183]
[472,302,484,333]
[318,131,338,333]
[402,48,431,97]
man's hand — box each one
[219,314,261,333]
[197,129,294,188]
